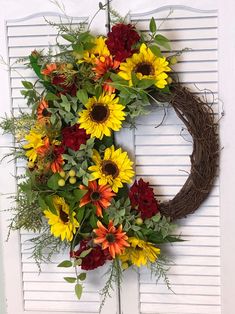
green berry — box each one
[170,56,178,65]
[135,217,143,225]
[69,177,77,184]
[69,169,76,177]
[59,170,66,178]
[58,179,65,187]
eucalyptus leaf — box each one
[75,284,83,300]
[57,260,73,268]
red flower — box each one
[106,23,140,62]
[61,124,90,151]
[72,239,112,270]
[52,74,77,96]
[129,178,159,219]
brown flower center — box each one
[102,160,119,178]
[42,108,50,117]
[106,233,116,243]
[90,191,101,201]
[59,208,69,223]
[135,62,154,76]
[90,103,110,123]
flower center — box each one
[91,191,101,201]
[106,233,116,243]
[42,108,50,117]
[102,160,119,178]
[59,208,69,223]
[135,62,154,76]
[90,103,110,123]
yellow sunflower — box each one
[23,129,45,162]
[88,145,134,193]
[77,36,110,64]
[44,196,79,242]
[118,43,171,89]
[119,237,160,267]
[78,94,126,139]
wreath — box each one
[0,11,218,311]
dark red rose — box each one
[129,178,159,219]
[71,239,112,271]
[52,74,77,96]
[106,23,140,62]
[61,124,90,151]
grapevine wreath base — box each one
[154,84,219,220]
[0,10,220,311]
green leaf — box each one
[149,45,162,57]
[57,260,73,268]
[22,80,33,89]
[75,283,83,300]
[154,34,171,50]
[131,72,139,87]
[95,85,102,98]
[79,248,92,258]
[76,206,85,223]
[78,272,87,281]
[45,92,59,101]
[137,79,155,89]
[38,195,48,210]
[29,53,43,79]
[74,258,82,266]
[47,173,61,190]
[89,214,98,229]
[77,89,88,105]
[150,17,157,33]
[64,277,76,283]
[152,213,161,223]
[44,195,57,215]
[62,34,76,43]
[73,189,87,201]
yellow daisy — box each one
[78,94,126,140]
[88,145,135,193]
[119,237,160,267]
[78,36,110,64]
[44,196,79,242]
[118,43,171,89]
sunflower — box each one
[78,36,110,64]
[93,221,129,258]
[88,145,134,193]
[118,43,171,89]
[78,94,126,140]
[119,237,160,267]
[23,129,45,162]
[79,181,115,217]
[44,196,79,241]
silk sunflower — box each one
[118,43,171,89]
[88,145,134,193]
[44,196,79,241]
[78,94,126,140]
[119,237,160,267]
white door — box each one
[1,0,235,314]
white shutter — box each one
[112,1,221,314]
[0,2,117,314]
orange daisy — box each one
[37,99,51,121]
[41,63,57,76]
[93,221,129,258]
[92,56,120,80]
[103,79,116,95]
[79,181,115,217]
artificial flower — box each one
[92,55,120,80]
[89,145,134,192]
[129,178,159,219]
[37,99,51,121]
[41,63,57,76]
[78,94,126,140]
[23,129,45,162]
[119,237,160,267]
[93,221,129,258]
[106,23,140,62]
[79,180,115,217]
[81,36,110,64]
[44,196,79,241]
[118,43,171,89]
[61,124,90,151]
[71,239,112,270]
